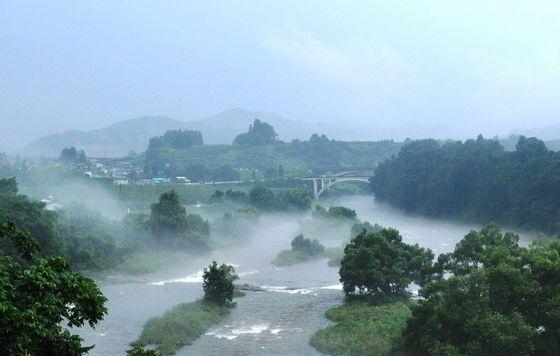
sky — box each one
[1,1,560,150]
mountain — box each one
[21,109,349,158]
[21,116,191,158]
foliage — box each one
[248,186,311,212]
[371,135,560,232]
[212,207,260,241]
[325,246,345,267]
[0,177,18,196]
[340,228,434,297]
[402,224,560,355]
[126,343,158,356]
[147,129,203,150]
[0,221,107,355]
[136,300,228,355]
[56,203,137,270]
[351,221,382,238]
[60,146,86,163]
[310,300,411,356]
[149,190,210,248]
[141,133,402,180]
[272,249,311,266]
[233,119,279,146]
[313,205,358,220]
[272,234,325,266]
[291,234,325,256]
[203,261,239,306]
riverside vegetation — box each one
[311,223,560,355]
[131,262,240,355]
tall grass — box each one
[310,301,411,356]
[136,300,229,355]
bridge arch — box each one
[312,177,371,199]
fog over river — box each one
[79,195,535,355]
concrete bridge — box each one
[299,173,372,199]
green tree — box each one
[291,234,325,256]
[248,186,275,210]
[402,224,560,355]
[233,119,279,146]
[351,221,382,238]
[0,177,17,196]
[339,228,433,297]
[149,190,187,236]
[147,129,203,150]
[0,221,107,355]
[202,261,238,306]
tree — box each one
[0,177,18,196]
[147,129,203,150]
[327,206,357,220]
[248,186,275,210]
[233,119,279,146]
[371,135,560,233]
[351,221,382,238]
[402,224,560,355]
[0,221,107,355]
[60,147,86,163]
[149,190,187,236]
[202,261,238,306]
[339,228,433,297]
[291,234,324,256]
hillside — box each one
[142,136,403,180]
[21,116,190,157]
[21,108,364,158]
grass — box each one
[136,300,230,355]
[325,246,344,267]
[272,249,314,266]
[310,300,412,356]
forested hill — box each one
[371,135,560,233]
[142,132,402,180]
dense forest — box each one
[371,135,560,233]
[141,120,402,180]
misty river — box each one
[78,195,535,355]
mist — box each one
[2,2,559,355]
[2,1,560,151]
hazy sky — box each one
[1,1,560,150]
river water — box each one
[79,195,535,355]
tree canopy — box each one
[402,224,560,355]
[291,234,325,256]
[339,228,434,297]
[0,221,107,355]
[202,261,238,306]
[60,146,86,163]
[233,119,279,146]
[371,135,560,232]
[147,129,203,151]
[149,190,209,248]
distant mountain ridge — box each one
[21,108,367,158]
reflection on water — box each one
[78,195,535,355]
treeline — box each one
[142,120,402,180]
[371,135,560,232]
[211,186,311,212]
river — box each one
[78,195,535,355]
